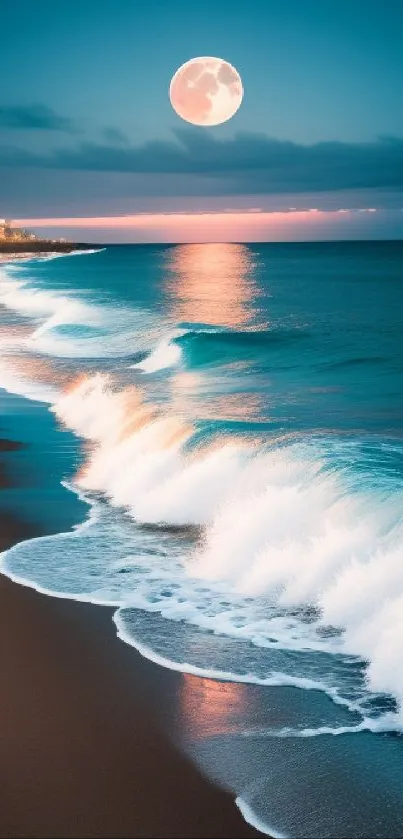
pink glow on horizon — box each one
[15,210,334,228]
[13,209,358,243]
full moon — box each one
[169,56,243,127]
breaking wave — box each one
[1,253,403,739]
[130,323,310,375]
[43,371,403,725]
[0,263,163,361]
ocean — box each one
[0,241,403,838]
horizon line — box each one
[74,237,403,246]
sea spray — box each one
[49,372,403,722]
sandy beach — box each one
[0,436,262,838]
[0,556,261,838]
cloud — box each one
[102,126,130,146]
[0,125,403,195]
[0,104,77,132]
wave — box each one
[29,315,161,360]
[1,270,402,726]
[0,270,91,326]
[0,267,307,376]
[130,323,310,376]
[0,263,163,360]
[177,325,307,348]
[47,372,403,723]
[0,264,102,360]
[131,332,183,373]
[174,325,309,369]
[1,258,403,733]
[235,798,285,839]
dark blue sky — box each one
[1,0,403,238]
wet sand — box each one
[0,439,26,489]
[0,504,262,838]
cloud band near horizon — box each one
[2,126,403,195]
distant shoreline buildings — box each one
[0,218,67,245]
[0,218,37,243]
[0,218,94,254]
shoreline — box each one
[0,437,264,838]
[0,248,100,269]
[0,242,96,255]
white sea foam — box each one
[130,323,226,374]
[240,717,401,738]
[1,260,403,733]
[131,335,182,373]
[48,373,403,721]
[235,796,287,839]
[113,613,357,709]
[0,263,162,360]
[0,272,91,326]
[68,249,106,257]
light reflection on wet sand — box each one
[178,673,254,740]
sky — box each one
[1,0,403,242]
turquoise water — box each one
[0,242,403,837]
